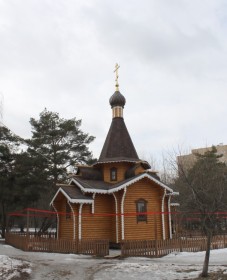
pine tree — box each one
[28,108,95,197]
[0,126,49,237]
[0,126,20,237]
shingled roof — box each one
[69,172,175,194]
[50,184,93,205]
[97,117,139,163]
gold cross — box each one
[114,63,120,91]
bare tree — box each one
[159,151,178,185]
[174,146,227,277]
[139,152,177,185]
[139,152,158,171]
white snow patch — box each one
[1,245,227,279]
[3,245,14,249]
[96,263,199,280]
[96,263,227,280]
[94,249,227,280]
[0,255,31,280]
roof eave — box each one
[69,173,174,195]
[50,187,94,205]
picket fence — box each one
[5,232,227,258]
[5,232,109,257]
[121,235,227,257]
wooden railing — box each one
[5,232,109,257]
[121,235,227,258]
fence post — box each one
[179,237,182,252]
[26,209,30,251]
[155,239,158,257]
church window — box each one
[110,167,117,181]
[136,199,147,223]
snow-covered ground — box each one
[0,240,227,280]
[0,253,31,280]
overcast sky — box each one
[1,0,227,166]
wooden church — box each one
[50,65,178,245]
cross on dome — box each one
[114,63,120,91]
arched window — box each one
[136,199,147,223]
[110,167,117,181]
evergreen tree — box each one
[175,147,227,277]
[13,152,44,206]
[0,126,45,237]
[28,108,95,198]
[0,109,96,236]
[0,126,20,237]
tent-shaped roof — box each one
[97,117,139,164]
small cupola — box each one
[95,64,140,166]
[109,63,126,118]
[109,91,126,109]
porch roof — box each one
[50,184,93,205]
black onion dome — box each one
[109,91,126,108]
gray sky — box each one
[1,0,227,164]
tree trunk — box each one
[1,202,6,238]
[201,231,212,277]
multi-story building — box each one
[177,144,227,172]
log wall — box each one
[123,178,164,240]
[102,162,132,183]
[81,194,116,242]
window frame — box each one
[110,167,117,181]
[135,199,148,223]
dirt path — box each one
[0,243,117,280]
[1,242,227,280]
